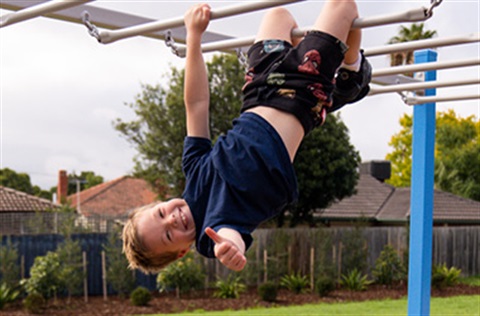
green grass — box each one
[141,295,479,316]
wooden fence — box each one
[1,226,478,296]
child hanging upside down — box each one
[123,0,371,273]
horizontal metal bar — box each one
[369,78,480,95]
[176,6,432,57]
[405,93,480,105]
[364,33,480,57]
[1,0,93,28]
[97,0,305,44]
[373,58,480,77]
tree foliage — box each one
[66,171,104,195]
[388,23,437,74]
[114,54,243,197]
[386,110,479,201]
[0,168,52,200]
[291,114,361,226]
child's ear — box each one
[177,248,190,258]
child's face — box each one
[136,198,196,257]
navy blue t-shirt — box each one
[181,112,298,258]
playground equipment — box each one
[1,1,479,315]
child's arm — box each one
[184,3,211,139]
[205,227,247,271]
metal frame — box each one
[1,2,479,316]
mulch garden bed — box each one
[1,283,478,315]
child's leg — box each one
[312,0,360,65]
[254,7,300,46]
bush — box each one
[104,228,135,298]
[0,282,20,310]
[432,264,461,289]
[315,275,336,297]
[0,237,20,288]
[372,244,406,286]
[21,251,63,299]
[258,282,278,302]
[213,276,246,299]
[340,268,372,291]
[130,286,152,306]
[23,292,46,314]
[280,272,309,294]
[157,252,205,298]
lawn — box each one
[153,295,479,316]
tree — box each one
[66,171,104,195]
[388,23,437,75]
[114,54,243,197]
[0,168,52,200]
[385,115,413,187]
[386,110,480,201]
[290,114,361,226]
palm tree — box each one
[388,23,437,76]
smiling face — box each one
[136,198,196,258]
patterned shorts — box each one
[241,31,347,134]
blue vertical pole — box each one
[407,49,437,316]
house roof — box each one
[317,174,480,224]
[67,176,158,217]
[0,186,59,212]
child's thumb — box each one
[205,227,222,244]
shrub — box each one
[340,268,372,291]
[23,292,46,314]
[0,237,20,288]
[315,275,336,297]
[432,264,461,289]
[280,272,309,294]
[258,282,278,302]
[372,244,406,286]
[157,252,205,298]
[0,282,20,310]
[104,228,135,298]
[130,286,152,306]
[21,251,63,299]
[213,276,246,299]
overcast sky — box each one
[1,1,479,191]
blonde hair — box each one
[122,203,179,274]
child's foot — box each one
[328,50,372,113]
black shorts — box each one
[241,31,347,134]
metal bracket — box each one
[81,10,101,42]
[165,30,179,56]
[426,0,443,18]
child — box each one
[123,0,371,273]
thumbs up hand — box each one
[205,227,247,271]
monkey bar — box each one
[173,5,436,57]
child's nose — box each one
[168,214,177,227]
